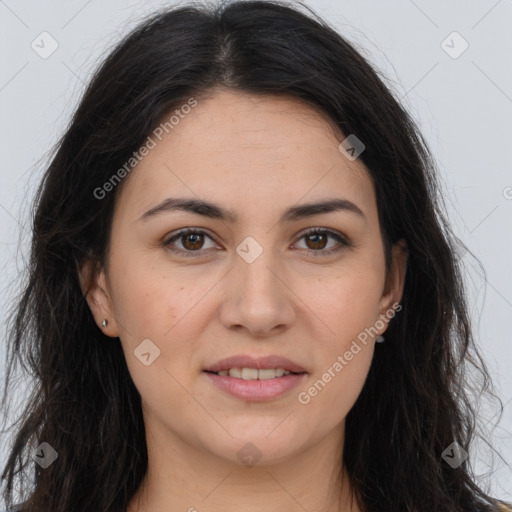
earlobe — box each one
[78,259,119,338]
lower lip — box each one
[203,371,307,401]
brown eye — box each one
[181,232,205,251]
[163,227,350,258]
[304,232,328,250]
[163,228,217,256]
[294,228,350,257]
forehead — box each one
[168,90,347,156]
[116,89,376,223]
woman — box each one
[1,1,510,511]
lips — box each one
[203,354,307,374]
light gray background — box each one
[1,0,511,502]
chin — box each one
[199,427,306,466]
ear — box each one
[78,258,120,338]
[377,238,408,335]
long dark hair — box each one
[1,1,509,511]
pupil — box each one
[308,233,326,250]
[185,233,202,250]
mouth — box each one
[203,367,304,380]
[202,354,308,401]
[203,353,307,375]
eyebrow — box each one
[139,197,366,223]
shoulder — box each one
[497,502,512,512]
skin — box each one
[81,89,408,512]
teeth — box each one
[259,368,282,380]
[229,368,242,378]
[215,368,292,380]
[241,368,258,380]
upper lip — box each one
[203,354,307,374]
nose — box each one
[218,247,296,338]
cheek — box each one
[305,262,383,346]
[108,248,187,338]
[108,252,211,382]
[110,270,168,337]
[299,327,375,423]
[321,347,373,422]
[295,338,374,442]
[292,263,380,416]
[111,260,198,413]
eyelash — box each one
[162,227,351,258]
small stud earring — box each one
[375,335,385,343]
[101,319,109,328]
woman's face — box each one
[83,89,407,466]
